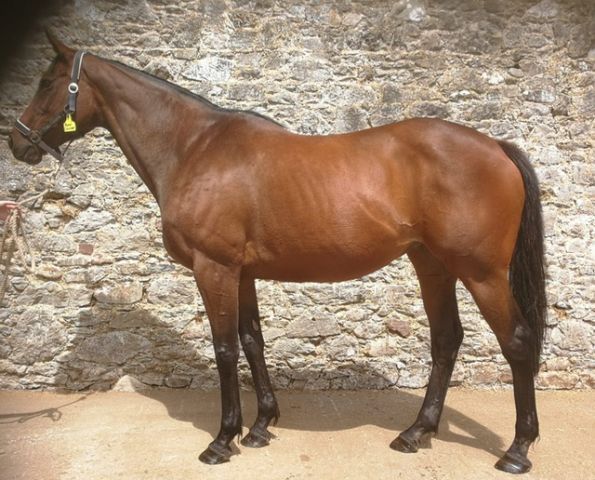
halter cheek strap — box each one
[15,50,87,161]
[67,51,86,114]
[15,119,63,160]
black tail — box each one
[498,140,547,375]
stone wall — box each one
[0,0,593,391]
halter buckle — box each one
[68,82,79,94]
[29,130,41,144]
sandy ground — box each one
[0,388,592,480]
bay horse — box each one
[8,34,546,474]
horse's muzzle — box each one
[7,131,43,165]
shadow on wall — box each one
[5,300,433,392]
[59,307,218,391]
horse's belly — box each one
[250,254,405,282]
[247,230,414,282]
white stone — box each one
[182,57,234,83]
[112,374,150,392]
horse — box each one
[8,33,546,474]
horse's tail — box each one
[498,140,547,375]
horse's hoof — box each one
[495,452,532,474]
[198,445,231,465]
[390,435,418,453]
[241,430,270,448]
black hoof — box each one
[495,452,532,474]
[241,430,270,448]
[198,444,232,465]
[390,435,418,453]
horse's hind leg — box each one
[462,269,538,474]
[238,276,280,448]
[391,244,463,453]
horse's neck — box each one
[88,56,217,203]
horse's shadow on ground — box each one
[141,385,506,460]
[130,310,505,459]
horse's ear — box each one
[46,29,74,57]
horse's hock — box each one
[0,0,593,393]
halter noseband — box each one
[15,50,87,161]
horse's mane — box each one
[104,57,284,128]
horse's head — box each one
[8,32,99,165]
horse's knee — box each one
[240,332,262,352]
[214,342,239,365]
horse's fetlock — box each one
[260,394,279,420]
[222,416,243,436]
[516,414,539,442]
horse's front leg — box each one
[193,255,243,464]
[238,276,280,448]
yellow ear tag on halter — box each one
[63,114,77,133]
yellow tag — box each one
[63,114,77,133]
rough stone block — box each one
[94,281,144,305]
[287,316,341,338]
[76,331,152,365]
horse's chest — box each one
[160,202,247,270]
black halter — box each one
[15,50,86,161]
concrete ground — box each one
[0,389,592,480]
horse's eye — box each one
[39,78,52,90]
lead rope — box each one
[0,209,33,305]
[0,141,73,306]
